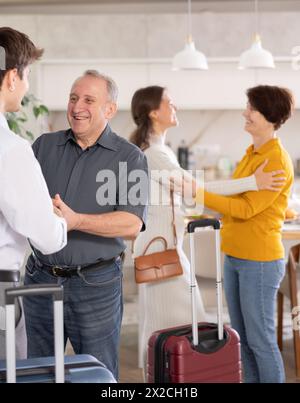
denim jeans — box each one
[224,255,285,383]
[23,254,123,380]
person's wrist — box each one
[254,173,261,189]
[74,213,83,230]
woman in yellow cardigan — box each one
[196,85,294,383]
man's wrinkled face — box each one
[67,75,113,139]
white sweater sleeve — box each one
[145,146,191,194]
[204,175,258,195]
[146,147,258,196]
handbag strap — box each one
[141,236,168,256]
[170,190,177,246]
[132,190,178,254]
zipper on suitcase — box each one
[154,332,169,383]
[154,324,228,382]
[154,326,195,382]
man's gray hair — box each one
[84,70,118,103]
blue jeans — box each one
[224,255,285,383]
[23,254,123,380]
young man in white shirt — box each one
[0,27,69,359]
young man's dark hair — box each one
[0,27,43,87]
[246,85,294,130]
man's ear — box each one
[104,102,117,119]
[6,68,19,91]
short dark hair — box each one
[0,27,44,88]
[246,85,294,130]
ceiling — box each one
[1,0,300,13]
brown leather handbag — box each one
[134,192,183,284]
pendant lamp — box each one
[172,0,208,71]
[238,0,275,69]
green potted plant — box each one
[6,94,49,140]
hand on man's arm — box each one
[53,194,143,239]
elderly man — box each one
[0,27,67,359]
[24,70,148,379]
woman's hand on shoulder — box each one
[254,159,286,191]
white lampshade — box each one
[172,40,208,71]
[238,34,275,69]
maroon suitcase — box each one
[147,219,242,383]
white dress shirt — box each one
[0,113,67,272]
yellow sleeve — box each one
[196,159,291,220]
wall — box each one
[2,8,300,165]
[50,108,300,170]
[1,10,300,92]
[0,11,299,59]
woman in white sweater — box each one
[130,86,286,376]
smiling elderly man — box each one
[24,70,148,380]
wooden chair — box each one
[277,244,300,377]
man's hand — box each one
[53,206,63,218]
[52,194,82,231]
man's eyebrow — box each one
[69,93,97,100]
[84,95,97,100]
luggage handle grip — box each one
[5,284,64,383]
[5,284,63,305]
[187,219,220,233]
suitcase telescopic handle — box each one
[188,218,223,345]
[187,218,220,233]
[5,284,65,384]
[5,284,63,305]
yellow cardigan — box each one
[196,138,294,261]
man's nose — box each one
[71,100,84,112]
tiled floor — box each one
[66,294,299,383]
[119,297,300,383]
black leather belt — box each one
[34,255,120,278]
[0,270,20,283]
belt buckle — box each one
[52,266,62,277]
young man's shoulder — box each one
[0,126,29,158]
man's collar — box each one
[95,124,118,151]
[0,112,10,131]
[57,129,75,146]
[57,124,118,151]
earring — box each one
[9,86,14,92]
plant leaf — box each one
[33,106,40,118]
[6,93,49,140]
[25,131,34,141]
[21,95,30,107]
[8,120,22,135]
[17,117,27,123]
[39,105,49,115]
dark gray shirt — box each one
[32,125,148,266]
